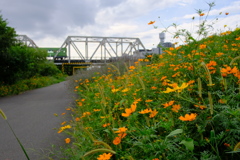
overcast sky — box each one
[0,0,239,49]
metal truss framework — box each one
[16,35,38,48]
[55,36,146,62]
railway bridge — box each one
[16,35,146,74]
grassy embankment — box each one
[56,28,240,160]
[0,73,67,97]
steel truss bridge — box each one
[16,35,146,74]
[17,35,146,63]
[16,35,38,48]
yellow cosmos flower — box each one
[163,83,189,93]
[121,88,130,92]
[111,88,120,93]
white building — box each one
[133,32,174,58]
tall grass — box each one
[54,3,240,159]
[54,27,240,160]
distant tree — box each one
[0,14,17,84]
[0,14,61,84]
[0,14,16,55]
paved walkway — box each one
[0,81,75,160]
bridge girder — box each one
[16,35,38,48]
[54,36,146,63]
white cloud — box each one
[1,0,239,53]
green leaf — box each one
[103,129,111,134]
[166,129,183,138]
[180,138,194,151]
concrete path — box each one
[0,81,75,160]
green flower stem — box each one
[6,120,30,160]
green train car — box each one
[39,48,67,58]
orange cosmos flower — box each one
[118,132,127,139]
[78,102,83,106]
[149,109,158,118]
[172,72,180,77]
[113,138,122,145]
[151,86,157,90]
[199,44,207,49]
[145,99,153,102]
[131,102,137,112]
[199,13,205,16]
[162,101,175,108]
[224,143,230,147]
[122,102,137,117]
[171,104,181,112]
[206,61,217,67]
[139,108,152,114]
[148,21,155,25]
[65,138,71,144]
[221,66,238,76]
[61,121,66,125]
[187,80,195,85]
[231,66,239,74]
[179,113,197,121]
[216,52,224,57]
[168,83,178,88]
[115,127,128,133]
[113,137,121,145]
[102,123,111,127]
[160,76,167,81]
[194,104,207,110]
[219,99,227,104]
[75,117,80,121]
[97,153,113,160]
[225,12,229,15]
[122,108,132,117]
[129,66,136,70]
